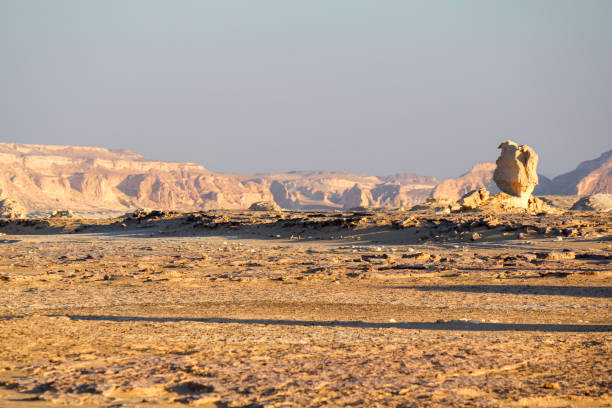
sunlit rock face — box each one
[493,140,539,208]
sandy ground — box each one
[0,209,610,407]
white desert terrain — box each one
[0,142,610,407]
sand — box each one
[0,208,610,407]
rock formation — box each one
[0,143,272,213]
[431,162,499,201]
[248,201,282,212]
[493,140,539,207]
[458,188,490,210]
[0,143,439,213]
[443,142,550,213]
[50,210,77,218]
[570,194,612,212]
[1,141,610,214]
[0,198,28,219]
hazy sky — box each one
[1,1,610,179]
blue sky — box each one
[1,1,610,178]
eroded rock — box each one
[493,140,539,206]
[0,198,28,219]
[570,194,612,212]
[248,201,282,212]
[458,188,490,210]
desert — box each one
[0,141,610,407]
[2,2,611,406]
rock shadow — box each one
[35,315,612,333]
[401,284,612,298]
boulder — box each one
[50,210,76,218]
[493,141,539,207]
[570,194,612,212]
[248,201,282,212]
[458,188,490,210]
[0,198,28,219]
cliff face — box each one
[2,142,609,213]
[537,149,612,196]
[0,143,437,213]
[0,143,272,212]
[237,171,438,210]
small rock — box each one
[248,201,282,212]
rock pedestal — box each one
[493,141,539,208]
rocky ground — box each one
[0,208,610,407]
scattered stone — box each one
[410,198,460,212]
[402,252,430,261]
[471,232,482,241]
[50,210,76,218]
[537,251,576,261]
[434,206,451,215]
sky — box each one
[1,1,611,179]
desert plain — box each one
[0,207,610,407]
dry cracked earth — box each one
[0,209,610,407]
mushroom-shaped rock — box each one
[493,141,539,207]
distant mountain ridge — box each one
[0,142,609,213]
[536,149,612,196]
[0,143,437,213]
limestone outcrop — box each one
[50,210,77,218]
[0,198,28,219]
[493,141,539,206]
[248,201,282,212]
[570,194,612,212]
[457,188,490,210]
[0,143,438,213]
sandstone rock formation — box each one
[458,188,490,210]
[410,198,461,213]
[570,194,612,212]
[248,201,282,212]
[241,171,438,210]
[0,198,28,219]
[2,142,609,214]
[0,143,438,213]
[0,143,272,213]
[493,140,539,206]
[50,210,76,218]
